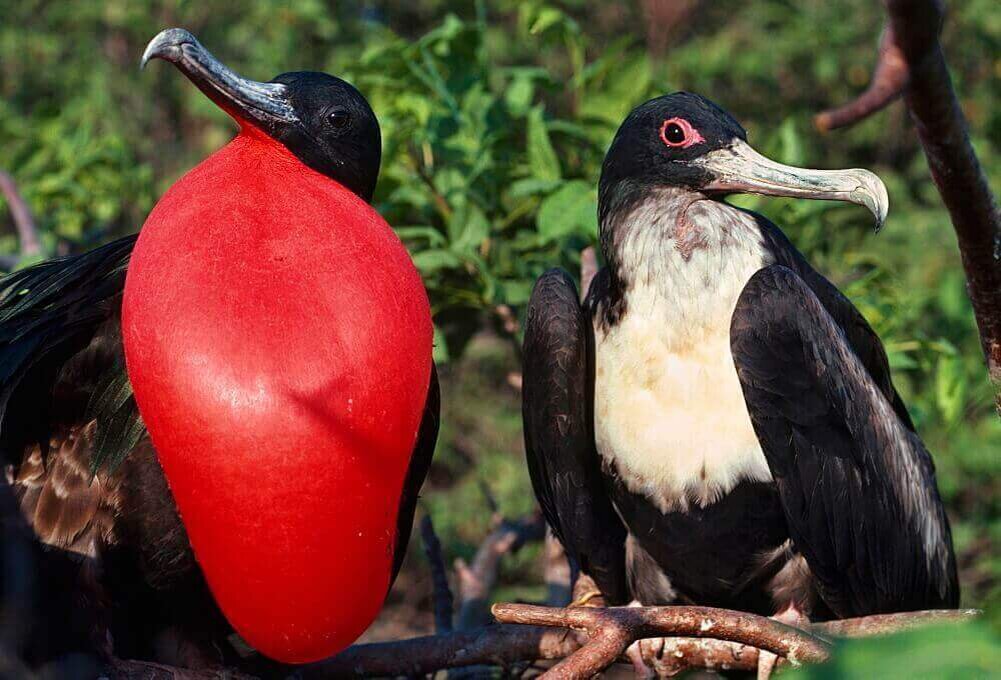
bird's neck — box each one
[596,186,770,334]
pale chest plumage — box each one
[593,192,775,512]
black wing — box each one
[0,234,144,474]
[390,364,440,584]
[754,213,915,431]
[522,268,628,604]
[730,265,958,617]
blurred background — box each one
[0,0,998,675]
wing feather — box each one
[522,268,628,603]
[731,265,958,616]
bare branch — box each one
[455,513,546,630]
[815,26,908,132]
[103,658,257,679]
[313,606,978,678]
[310,625,582,678]
[543,530,572,607]
[815,609,979,637]
[579,246,598,301]
[0,171,41,258]
[638,0,703,56]
[815,0,1001,410]
[421,515,455,634]
[492,603,832,678]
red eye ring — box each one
[660,117,705,148]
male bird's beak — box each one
[142,28,298,130]
[693,139,888,230]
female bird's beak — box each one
[693,139,888,229]
[141,28,298,131]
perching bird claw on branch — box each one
[314,603,978,678]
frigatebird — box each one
[0,29,437,668]
[523,93,958,669]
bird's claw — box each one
[569,588,603,607]
[757,606,809,680]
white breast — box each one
[593,193,774,512]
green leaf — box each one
[787,623,1001,679]
[449,202,490,254]
[536,180,597,241]
[527,106,561,182]
[396,226,447,247]
[413,249,462,274]
[508,177,561,198]
[529,7,566,35]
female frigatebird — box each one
[0,29,438,667]
[523,93,958,671]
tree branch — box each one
[102,658,258,679]
[815,0,1001,411]
[454,512,546,630]
[0,170,41,261]
[492,603,832,678]
[815,26,908,132]
[312,606,978,678]
[421,515,455,634]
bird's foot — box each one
[568,588,603,608]
[626,635,677,678]
[621,601,671,678]
[757,605,809,680]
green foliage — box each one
[787,623,1001,679]
[1,0,998,651]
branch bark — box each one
[0,170,41,262]
[421,515,455,634]
[102,658,258,679]
[815,0,1001,411]
[454,512,546,630]
[492,603,832,678]
[312,606,978,678]
[814,27,908,132]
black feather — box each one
[0,235,145,474]
[730,264,959,616]
[522,268,629,603]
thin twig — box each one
[543,530,572,608]
[421,515,455,634]
[0,171,41,258]
[815,26,909,132]
[454,513,546,631]
[408,147,453,221]
[579,246,598,301]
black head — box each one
[142,29,381,202]
[599,92,745,220]
[268,72,381,202]
[599,91,887,235]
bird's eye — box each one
[660,117,703,148]
[328,110,350,129]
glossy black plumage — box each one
[523,269,628,604]
[731,265,958,615]
[0,235,142,473]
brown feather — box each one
[13,422,122,558]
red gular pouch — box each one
[123,29,433,663]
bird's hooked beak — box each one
[693,139,889,230]
[142,28,298,130]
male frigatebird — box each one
[0,29,438,668]
[523,93,958,672]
